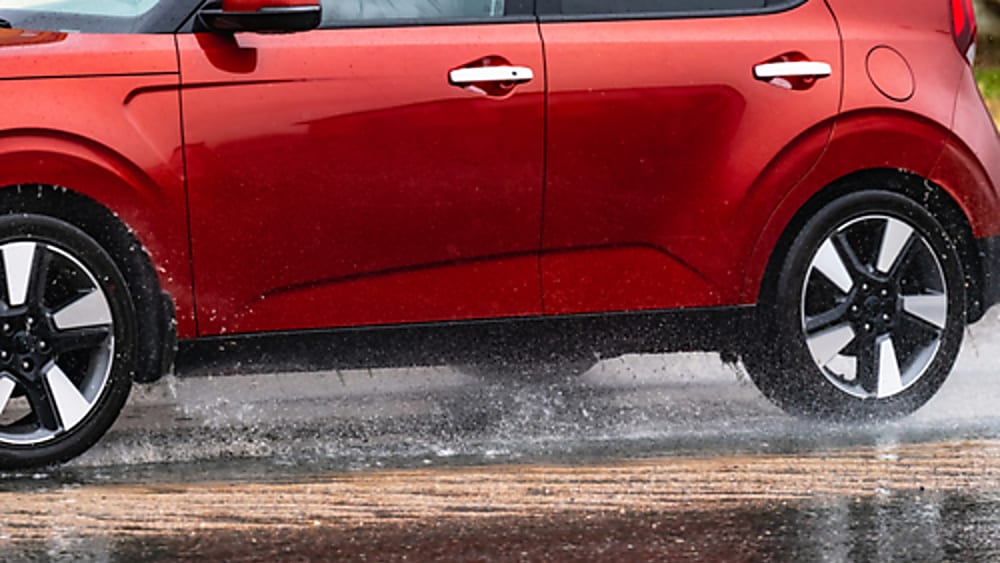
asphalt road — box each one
[3,314,1000,560]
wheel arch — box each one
[0,129,194,339]
[0,181,180,383]
[742,108,995,322]
[751,168,985,322]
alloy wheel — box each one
[0,241,115,445]
[801,214,947,400]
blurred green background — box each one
[977,0,1000,120]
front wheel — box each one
[744,190,965,420]
[0,215,135,469]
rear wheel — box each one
[0,215,135,468]
[744,190,965,420]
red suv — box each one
[0,0,995,467]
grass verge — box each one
[976,66,1000,125]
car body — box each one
[0,0,996,467]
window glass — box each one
[557,0,765,15]
[0,0,158,17]
[322,0,506,23]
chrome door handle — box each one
[753,61,832,79]
[449,66,534,85]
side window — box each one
[321,0,506,24]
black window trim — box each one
[317,0,535,30]
[180,0,535,33]
[316,14,536,31]
[535,0,807,23]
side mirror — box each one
[199,0,322,33]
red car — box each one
[0,0,994,467]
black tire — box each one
[744,190,965,420]
[0,214,135,468]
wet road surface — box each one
[4,315,1000,560]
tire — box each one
[0,214,135,468]
[744,190,965,420]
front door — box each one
[179,0,544,335]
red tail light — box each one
[952,0,977,64]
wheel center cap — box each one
[13,332,35,354]
[862,296,882,316]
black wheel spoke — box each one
[887,235,919,284]
[855,336,880,395]
[805,302,850,334]
[48,326,110,355]
[22,380,59,431]
[27,245,52,306]
[831,232,869,278]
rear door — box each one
[537,0,842,314]
[179,0,544,335]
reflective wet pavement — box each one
[6,443,1000,561]
[4,315,1000,560]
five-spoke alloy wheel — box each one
[745,190,965,420]
[0,215,134,468]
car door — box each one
[537,0,842,315]
[178,0,544,335]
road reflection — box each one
[3,440,1000,561]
